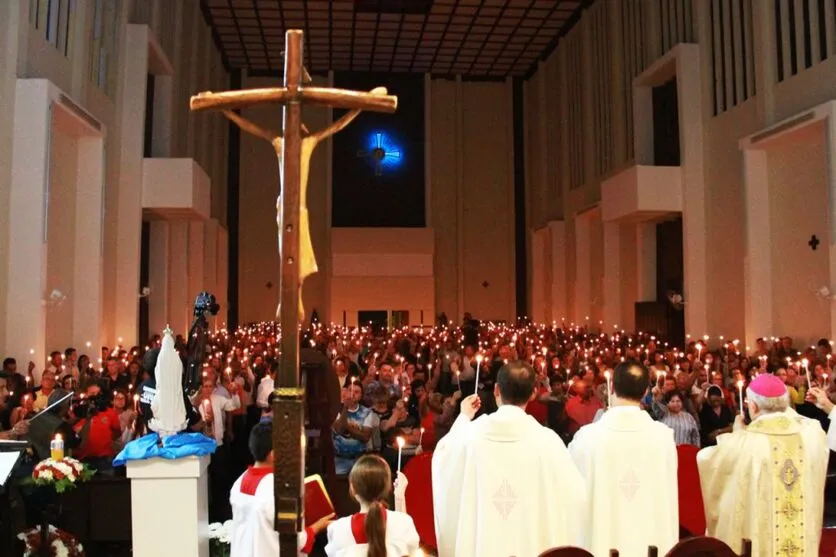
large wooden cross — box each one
[190,30,396,554]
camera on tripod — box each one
[193,292,219,318]
[71,392,109,419]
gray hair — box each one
[746,387,790,414]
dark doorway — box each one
[657,217,685,346]
[358,310,388,333]
[652,78,680,166]
[138,221,150,346]
[143,74,155,158]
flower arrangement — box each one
[17,525,85,557]
[32,457,95,494]
[209,520,233,557]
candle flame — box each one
[397,436,405,448]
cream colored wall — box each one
[526,0,836,342]
[768,126,830,341]
[236,74,330,325]
[0,0,229,356]
[429,78,515,323]
[45,126,78,351]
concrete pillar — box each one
[548,221,568,322]
[826,109,836,340]
[72,136,105,350]
[633,85,654,165]
[5,80,51,365]
[216,226,229,328]
[575,216,591,322]
[530,228,547,323]
[168,221,190,336]
[203,220,218,329]
[603,222,622,329]
[110,25,149,345]
[742,148,773,348]
[637,223,657,302]
[188,221,205,303]
[677,46,709,338]
[148,221,170,336]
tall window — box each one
[91,0,120,96]
[774,0,836,83]
[30,0,74,56]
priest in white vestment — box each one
[230,422,334,556]
[432,361,588,557]
[568,360,678,557]
[698,374,827,556]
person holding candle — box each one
[325,454,418,557]
[698,373,827,556]
[568,360,678,557]
[332,381,375,475]
[432,361,587,557]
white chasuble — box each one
[698,412,827,556]
[568,406,678,557]
[432,405,588,557]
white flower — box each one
[222,519,234,535]
[52,540,69,557]
[54,462,73,478]
[218,534,230,545]
[39,470,54,481]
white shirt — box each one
[325,509,418,557]
[230,467,314,556]
[256,376,274,409]
[199,393,241,446]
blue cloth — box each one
[113,432,217,466]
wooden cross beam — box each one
[190,30,396,555]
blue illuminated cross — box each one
[357,132,402,176]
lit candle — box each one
[824,373,830,390]
[802,358,812,387]
[696,343,703,361]
[419,427,425,447]
[604,370,612,407]
[396,436,405,473]
[474,354,484,394]
[50,434,64,461]
[737,380,745,418]
[133,394,139,412]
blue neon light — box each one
[364,131,403,170]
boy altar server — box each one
[569,360,678,557]
[432,361,587,557]
[699,374,826,556]
[230,422,334,556]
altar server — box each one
[699,374,826,556]
[230,422,334,556]
[569,360,678,557]
[433,361,587,557]
[324,454,419,557]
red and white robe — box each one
[229,466,315,557]
[324,508,419,557]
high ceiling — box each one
[201,0,591,79]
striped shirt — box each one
[658,409,701,446]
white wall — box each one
[0,0,229,359]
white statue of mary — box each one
[148,326,189,439]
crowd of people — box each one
[1,317,834,555]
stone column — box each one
[603,222,622,329]
[5,80,51,364]
[742,147,773,347]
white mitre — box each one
[148,326,189,439]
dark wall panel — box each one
[331,72,424,228]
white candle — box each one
[474,354,484,394]
[419,427,425,447]
[396,436,405,473]
[802,358,812,387]
[604,370,612,407]
[50,434,64,461]
[737,380,744,418]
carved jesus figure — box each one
[223,87,388,320]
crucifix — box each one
[190,30,397,554]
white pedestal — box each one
[127,456,211,557]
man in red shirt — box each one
[73,384,121,474]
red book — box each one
[304,474,335,525]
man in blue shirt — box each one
[331,381,374,474]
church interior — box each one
[2,0,836,556]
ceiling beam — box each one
[199,0,231,71]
